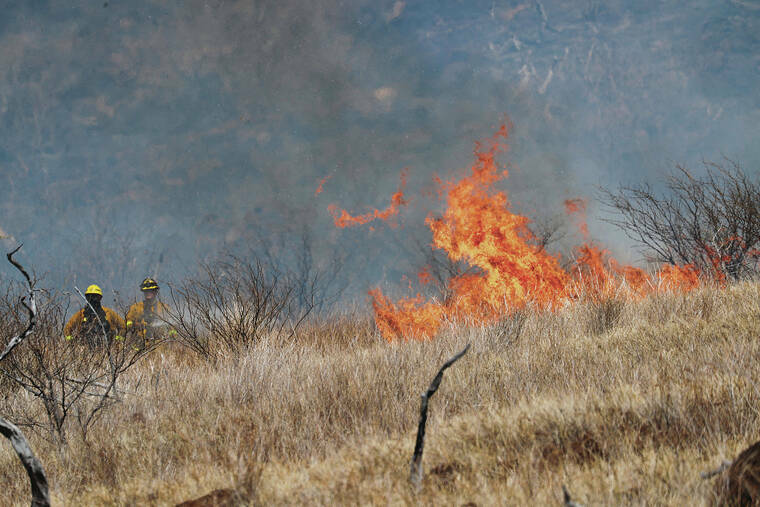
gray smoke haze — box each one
[1,0,759,304]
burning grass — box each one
[1,282,760,504]
[352,124,709,342]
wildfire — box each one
[424,124,570,310]
[330,124,712,341]
[367,125,572,339]
[327,169,408,228]
[563,198,704,298]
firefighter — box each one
[126,277,171,344]
[64,284,126,346]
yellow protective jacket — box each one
[126,300,171,338]
[64,306,126,338]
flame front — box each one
[426,125,570,311]
[370,125,572,340]
[333,124,712,341]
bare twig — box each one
[1,249,149,445]
[166,254,320,358]
[409,343,470,489]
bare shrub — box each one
[240,224,347,318]
[283,227,347,317]
[166,255,315,358]
[601,159,760,280]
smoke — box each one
[0,0,758,302]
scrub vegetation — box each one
[2,281,760,505]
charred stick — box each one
[409,343,470,489]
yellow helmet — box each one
[140,277,159,291]
[85,284,103,296]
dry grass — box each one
[3,284,760,505]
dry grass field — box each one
[3,282,760,505]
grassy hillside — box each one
[3,283,760,505]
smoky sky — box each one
[1,0,759,303]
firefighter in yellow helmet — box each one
[126,277,172,344]
[64,284,126,346]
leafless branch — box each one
[0,245,36,363]
[1,284,158,445]
[409,343,470,489]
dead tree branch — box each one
[409,343,470,489]
[0,418,50,507]
[1,246,50,507]
[0,246,36,363]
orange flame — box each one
[333,124,711,341]
[368,289,445,340]
[369,125,571,340]
[327,170,408,228]
[658,263,701,291]
[563,201,704,299]
[569,243,653,300]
